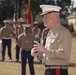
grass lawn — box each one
[0,37,76,75]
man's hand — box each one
[20,48,22,53]
[33,41,46,53]
[31,47,43,57]
[31,47,39,56]
[31,40,46,57]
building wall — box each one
[68,18,76,31]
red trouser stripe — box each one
[56,69,60,75]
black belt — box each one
[45,65,68,69]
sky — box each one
[72,0,76,7]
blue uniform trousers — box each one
[21,50,35,75]
[2,39,12,60]
[16,45,20,61]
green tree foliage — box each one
[0,0,72,22]
[21,0,72,20]
[0,0,14,22]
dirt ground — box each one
[0,37,76,75]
